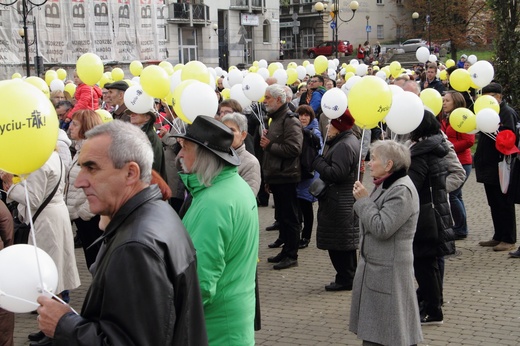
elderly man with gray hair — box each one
[36,120,207,346]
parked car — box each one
[400,39,428,52]
[307,40,353,58]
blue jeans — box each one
[449,164,472,236]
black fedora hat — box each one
[172,116,241,166]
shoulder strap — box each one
[32,157,63,223]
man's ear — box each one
[126,162,141,185]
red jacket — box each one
[68,83,102,118]
[441,117,475,165]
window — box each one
[281,28,293,49]
[396,25,403,41]
[377,25,384,40]
[376,0,383,5]
[178,27,198,63]
[263,19,270,43]
[300,27,315,49]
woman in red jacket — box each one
[440,90,475,239]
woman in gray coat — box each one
[312,109,360,291]
[350,140,423,346]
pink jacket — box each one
[68,83,102,118]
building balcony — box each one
[167,2,211,25]
[229,0,265,12]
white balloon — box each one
[131,76,140,85]
[208,73,216,88]
[222,76,231,89]
[349,59,359,66]
[276,62,284,70]
[415,47,430,63]
[230,84,252,109]
[215,67,223,77]
[476,108,500,133]
[208,67,217,80]
[0,245,58,313]
[296,66,307,80]
[328,60,336,71]
[49,79,64,92]
[258,59,268,69]
[340,68,347,76]
[257,67,269,80]
[306,64,316,76]
[389,84,404,95]
[333,58,340,68]
[344,75,361,91]
[385,91,424,135]
[327,68,337,80]
[227,69,243,87]
[179,81,219,123]
[467,54,478,65]
[169,70,182,93]
[273,69,288,86]
[321,88,348,119]
[355,64,368,77]
[375,70,387,80]
[468,60,494,88]
[428,54,438,63]
[124,85,154,114]
[242,73,268,101]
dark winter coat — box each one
[312,130,360,251]
[408,134,455,258]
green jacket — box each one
[180,166,259,346]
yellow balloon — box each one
[349,76,392,127]
[346,65,356,74]
[381,67,391,78]
[0,79,59,175]
[287,62,298,69]
[439,70,448,81]
[221,88,231,100]
[249,66,258,73]
[287,68,298,85]
[344,72,355,81]
[95,109,113,123]
[314,55,328,75]
[268,63,279,77]
[302,60,310,67]
[229,66,237,72]
[159,61,174,76]
[123,79,134,87]
[450,69,471,92]
[111,68,125,81]
[354,119,379,129]
[172,80,197,124]
[342,63,348,70]
[130,61,143,77]
[64,83,76,98]
[76,53,103,86]
[449,107,476,133]
[445,59,455,68]
[258,95,265,103]
[98,74,113,89]
[56,68,67,81]
[181,61,210,84]
[420,88,443,115]
[11,73,22,79]
[253,61,259,67]
[390,61,401,76]
[165,91,174,106]
[45,70,57,86]
[474,95,500,114]
[25,76,50,98]
[173,63,184,72]
[373,66,380,71]
[141,65,170,99]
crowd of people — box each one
[0,51,518,346]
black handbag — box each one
[309,178,328,198]
[12,161,62,244]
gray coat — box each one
[350,172,423,346]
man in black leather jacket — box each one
[35,120,208,346]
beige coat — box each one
[7,151,80,293]
[235,144,261,196]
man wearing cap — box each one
[261,84,303,270]
[475,82,519,252]
[35,120,208,345]
[104,81,130,122]
[175,116,259,345]
[457,54,467,68]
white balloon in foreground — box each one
[0,245,58,313]
[476,108,500,133]
[321,88,348,119]
[385,91,424,135]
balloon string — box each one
[42,289,79,315]
[357,127,365,182]
[156,111,174,128]
[0,290,39,307]
[23,180,45,298]
[482,131,497,141]
[251,102,265,133]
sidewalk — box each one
[13,172,520,345]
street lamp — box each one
[18,19,42,76]
[365,15,370,43]
[0,0,48,77]
[315,0,358,59]
[412,11,419,33]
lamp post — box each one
[0,0,48,77]
[412,11,419,33]
[365,15,369,43]
[315,0,358,59]
[426,0,432,52]
[18,19,42,76]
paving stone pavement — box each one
[13,172,520,345]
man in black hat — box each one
[475,82,519,252]
[261,84,303,270]
[104,81,130,122]
[174,116,259,345]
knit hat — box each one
[482,82,503,95]
[496,130,520,155]
[330,109,355,132]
